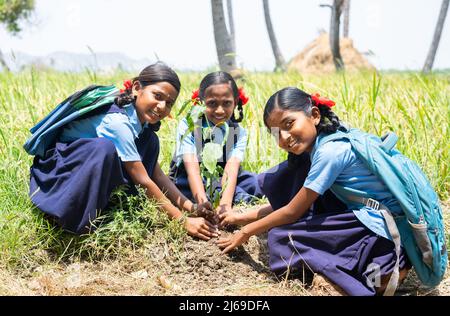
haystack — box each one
[288,33,375,73]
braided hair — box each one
[115,61,181,107]
[264,87,340,169]
[263,87,340,134]
[198,71,244,123]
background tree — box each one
[262,0,286,72]
[226,0,236,54]
[211,0,237,73]
[343,0,350,38]
[320,0,345,71]
[330,0,345,70]
[422,0,449,73]
[0,0,35,71]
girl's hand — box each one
[195,201,219,225]
[195,201,213,216]
[216,228,251,254]
[185,217,219,241]
[216,204,232,215]
[218,209,244,228]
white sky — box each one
[1,0,449,71]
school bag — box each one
[23,85,120,157]
[313,125,447,295]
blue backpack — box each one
[313,125,447,294]
[23,85,119,157]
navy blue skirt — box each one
[29,127,160,234]
[173,169,264,204]
[257,155,410,296]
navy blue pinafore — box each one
[257,153,411,296]
[28,103,160,234]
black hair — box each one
[115,61,181,106]
[263,87,340,135]
[198,71,244,123]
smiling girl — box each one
[217,87,412,296]
[169,71,263,218]
[28,62,218,240]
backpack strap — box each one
[194,117,204,161]
[314,125,401,295]
[336,192,401,296]
[311,127,350,160]
[168,116,205,180]
[224,120,240,164]
[380,132,398,153]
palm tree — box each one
[211,0,236,72]
[226,0,236,53]
[330,0,345,70]
[423,0,449,73]
[262,0,286,71]
[343,0,350,38]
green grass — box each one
[0,69,449,271]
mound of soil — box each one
[2,231,448,296]
[288,33,375,74]
[3,201,450,296]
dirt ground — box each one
[1,228,449,296]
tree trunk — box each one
[211,0,236,72]
[423,0,449,73]
[0,49,10,72]
[330,0,345,71]
[226,0,236,53]
[343,0,350,38]
[262,0,286,71]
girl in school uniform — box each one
[28,62,219,241]
[217,87,411,295]
[169,71,263,216]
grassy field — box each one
[0,70,449,294]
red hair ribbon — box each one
[191,88,200,105]
[238,87,249,106]
[120,79,133,94]
[191,86,249,106]
[311,93,335,108]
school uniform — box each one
[169,117,263,203]
[257,135,411,296]
[29,103,160,234]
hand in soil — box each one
[216,204,232,215]
[196,201,213,214]
[194,201,219,225]
[218,209,242,228]
[216,229,250,254]
[185,217,220,241]
[216,204,233,228]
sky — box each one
[0,0,449,71]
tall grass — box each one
[0,69,448,271]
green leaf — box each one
[202,126,212,140]
[190,104,206,123]
[212,190,221,209]
[180,104,206,143]
[201,142,222,174]
[219,121,229,146]
[176,99,192,117]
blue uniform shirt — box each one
[59,103,144,161]
[173,117,248,166]
[304,137,401,240]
